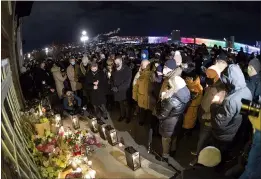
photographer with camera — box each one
[237,99,261,179]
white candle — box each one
[87,160,92,166]
[84,174,91,179]
[89,170,96,178]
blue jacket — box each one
[247,73,261,104]
[63,94,82,111]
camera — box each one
[240,99,261,117]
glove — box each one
[111,87,118,92]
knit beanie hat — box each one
[174,51,182,66]
[249,58,261,74]
[198,146,221,167]
[206,65,220,83]
[165,59,177,70]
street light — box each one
[80,35,89,44]
[27,53,31,58]
[45,48,49,56]
[82,30,87,36]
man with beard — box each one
[111,56,132,122]
[85,62,109,119]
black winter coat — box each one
[34,67,53,92]
[156,87,190,138]
[85,70,108,105]
[111,65,132,101]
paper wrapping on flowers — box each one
[29,126,103,179]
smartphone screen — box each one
[141,50,149,60]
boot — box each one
[147,143,151,153]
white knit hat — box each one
[198,146,221,167]
[174,51,182,66]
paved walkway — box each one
[62,118,175,178]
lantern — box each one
[72,115,80,129]
[124,146,141,171]
[89,117,98,133]
[105,125,118,146]
[55,114,62,127]
[97,120,107,140]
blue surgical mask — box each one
[70,62,75,65]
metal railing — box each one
[1,58,41,179]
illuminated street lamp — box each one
[45,48,49,56]
[27,53,31,58]
[81,35,89,45]
[82,30,87,36]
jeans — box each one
[239,130,261,179]
[93,104,108,119]
[196,124,212,155]
[119,100,130,118]
[162,137,177,157]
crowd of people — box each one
[20,43,260,179]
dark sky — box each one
[22,1,261,52]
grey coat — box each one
[211,64,252,142]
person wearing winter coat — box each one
[63,90,82,115]
[211,63,252,156]
[67,58,82,94]
[79,55,90,105]
[51,64,67,99]
[85,62,109,119]
[182,71,203,131]
[246,57,261,103]
[133,60,152,125]
[236,58,261,179]
[34,62,54,98]
[190,65,227,166]
[159,59,182,96]
[172,146,233,179]
[156,75,190,161]
[111,56,132,122]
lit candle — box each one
[83,157,88,163]
[89,169,96,178]
[84,174,91,179]
[76,167,82,173]
[71,162,78,170]
[87,160,92,167]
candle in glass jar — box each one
[87,160,92,167]
[89,170,96,178]
[71,162,78,170]
[84,174,91,179]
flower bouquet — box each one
[34,130,57,154]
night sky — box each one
[22,1,261,52]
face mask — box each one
[205,77,215,86]
[70,62,75,65]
